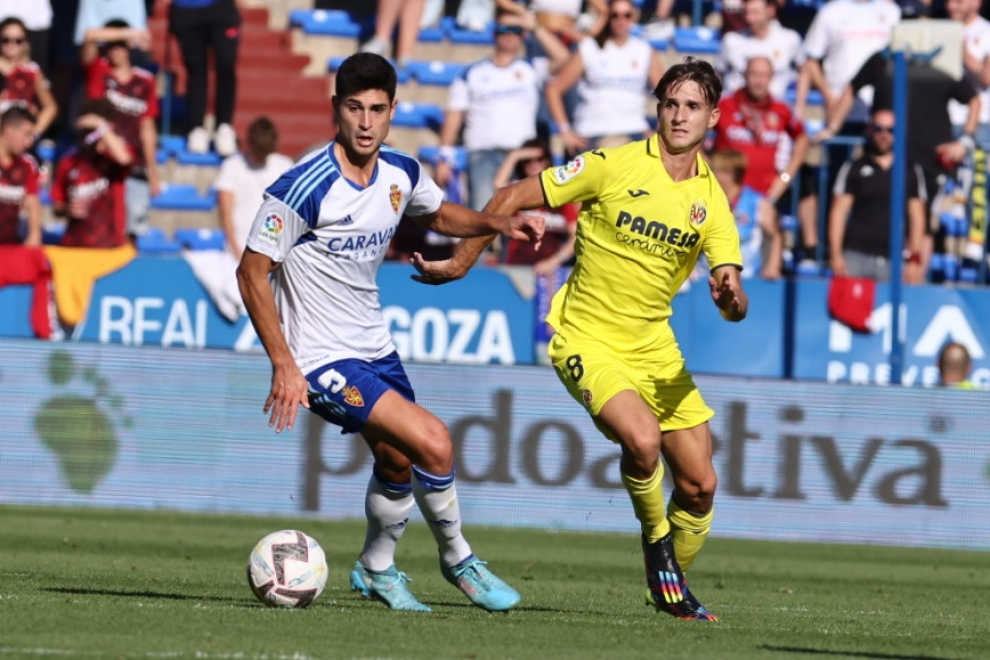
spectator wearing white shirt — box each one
[794,0,901,129]
[435,10,569,211]
[545,0,665,155]
[216,116,294,260]
[946,0,990,146]
[718,0,803,100]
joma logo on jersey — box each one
[615,210,700,248]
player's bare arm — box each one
[411,176,548,284]
[236,248,310,433]
[709,265,748,322]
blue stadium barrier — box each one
[151,184,218,211]
[404,59,465,86]
[672,26,720,54]
[174,228,226,251]
[136,227,183,254]
[418,145,468,171]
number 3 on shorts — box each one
[565,354,584,382]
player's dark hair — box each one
[78,98,117,122]
[335,53,397,102]
[653,57,722,107]
[0,106,36,130]
[247,116,277,160]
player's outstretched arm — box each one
[411,176,547,285]
[237,249,310,433]
[709,265,748,322]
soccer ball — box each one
[246,529,328,608]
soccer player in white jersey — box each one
[237,53,543,613]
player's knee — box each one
[413,417,454,471]
[676,474,717,512]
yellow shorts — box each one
[548,332,714,437]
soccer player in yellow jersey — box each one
[413,57,748,621]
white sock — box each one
[359,467,415,572]
[411,465,473,568]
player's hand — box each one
[502,213,545,246]
[410,252,469,285]
[709,270,745,320]
[264,363,310,434]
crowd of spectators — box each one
[1,0,989,293]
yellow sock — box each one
[621,465,670,544]
[667,499,713,572]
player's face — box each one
[334,89,395,160]
[867,111,896,155]
[657,81,719,155]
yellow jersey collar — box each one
[646,134,710,179]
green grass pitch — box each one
[0,505,986,660]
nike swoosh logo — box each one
[629,189,650,197]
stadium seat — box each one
[289,9,362,37]
[447,22,494,45]
[151,184,218,211]
[36,142,56,163]
[174,227,226,251]
[158,134,187,156]
[418,145,468,171]
[393,102,444,129]
[176,151,223,167]
[404,60,465,86]
[39,187,51,206]
[41,223,64,245]
[136,227,183,254]
[672,26,720,54]
[785,87,824,106]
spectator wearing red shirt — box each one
[81,20,159,238]
[712,56,807,203]
[51,99,133,249]
[0,107,41,246]
[0,17,58,140]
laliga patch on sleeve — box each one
[553,156,585,184]
[256,211,285,246]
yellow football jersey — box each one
[540,135,742,353]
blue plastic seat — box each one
[672,26,720,54]
[137,227,183,254]
[158,134,187,156]
[290,9,361,37]
[174,228,227,251]
[418,145,468,171]
[41,223,65,245]
[393,102,444,129]
[151,184,218,211]
[405,60,465,86]
[447,22,494,45]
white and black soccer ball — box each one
[247,529,328,608]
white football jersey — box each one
[718,20,804,100]
[573,36,653,138]
[949,16,990,126]
[802,0,901,121]
[245,143,444,373]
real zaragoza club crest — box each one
[389,184,402,213]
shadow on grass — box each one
[44,586,242,603]
[760,645,962,660]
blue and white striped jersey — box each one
[245,142,444,372]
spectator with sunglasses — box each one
[493,138,579,274]
[81,20,159,239]
[544,0,665,156]
[0,17,57,141]
[435,10,569,213]
[828,109,927,284]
